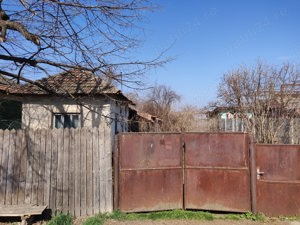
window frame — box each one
[53,113,81,129]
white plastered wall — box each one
[21,95,114,130]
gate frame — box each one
[114,132,255,212]
[114,132,300,216]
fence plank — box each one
[62,129,70,214]
[68,128,75,215]
[5,129,16,205]
[93,128,100,214]
[1,130,10,204]
[12,129,21,205]
[49,130,58,211]
[18,130,27,204]
[104,125,113,212]
[99,125,105,212]
[86,128,93,215]
[31,129,40,205]
[56,129,64,212]
[0,130,3,204]
[37,129,46,205]
[25,129,34,204]
[44,130,51,206]
[74,128,81,217]
[80,129,87,216]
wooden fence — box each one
[0,128,113,216]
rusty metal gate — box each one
[184,133,251,212]
[255,144,300,216]
[114,133,183,212]
[114,132,251,213]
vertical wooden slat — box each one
[5,129,16,205]
[38,129,46,205]
[12,129,21,205]
[113,135,120,211]
[93,128,100,214]
[56,129,64,212]
[99,125,105,212]
[74,128,81,217]
[1,130,10,204]
[44,130,52,206]
[80,128,87,216]
[18,130,27,204]
[104,124,113,212]
[49,130,58,212]
[86,128,93,215]
[25,129,34,204]
[31,129,40,205]
[68,128,75,215]
[62,129,70,213]
[0,130,3,203]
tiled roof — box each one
[0,70,131,102]
[19,70,119,94]
[0,75,19,93]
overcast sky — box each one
[133,0,300,107]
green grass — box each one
[223,211,266,222]
[83,210,214,225]
[79,210,272,225]
[47,213,73,225]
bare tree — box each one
[168,105,208,132]
[141,84,180,131]
[0,0,167,88]
[217,62,300,144]
[132,85,206,132]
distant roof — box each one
[129,106,162,122]
[1,70,132,103]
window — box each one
[54,114,80,129]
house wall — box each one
[21,96,128,131]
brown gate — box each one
[184,133,251,212]
[114,132,251,213]
[114,133,183,212]
[256,144,300,216]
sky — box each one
[133,0,300,107]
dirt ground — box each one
[103,219,299,225]
[1,217,300,225]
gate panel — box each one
[184,133,251,212]
[117,133,183,212]
[256,145,300,216]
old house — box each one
[208,83,300,143]
[207,106,252,132]
[128,106,162,132]
[0,70,132,134]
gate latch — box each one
[256,168,264,180]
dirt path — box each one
[103,219,299,225]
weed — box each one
[242,212,265,221]
[47,213,73,225]
[83,216,105,225]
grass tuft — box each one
[47,213,73,225]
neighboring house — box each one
[0,70,132,134]
[208,83,300,143]
[207,106,251,132]
[128,106,162,132]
